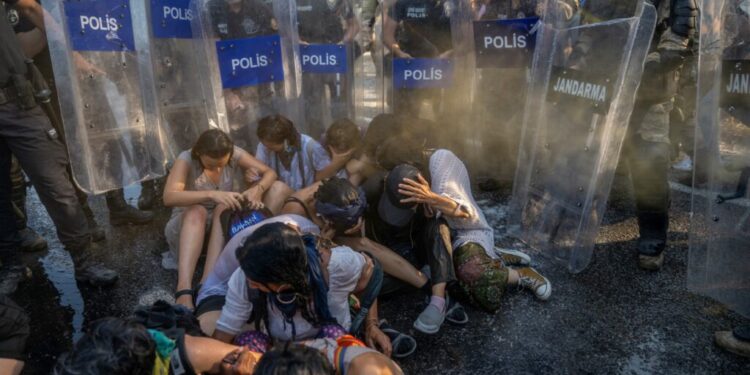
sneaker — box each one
[493,247,531,267]
[18,228,48,252]
[638,240,665,271]
[672,153,693,172]
[74,261,118,287]
[517,267,552,301]
[715,327,750,358]
[413,303,446,334]
[445,298,469,326]
[109,205,154,226]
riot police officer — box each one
[0,0,117,286]
[625,0,698,270]
[296,0,360,139]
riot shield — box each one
[42,0,166,193]
[295,0,365,139]
[131,0,222,161]
[191,0,303,150]
[508,1,657,273]
[688,0,750,317]
[457,1,544,180]
[379,0,473,147]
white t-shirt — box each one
[255,134,331,191]
[215,246,367,340]
[429,149,496,258]
[196,215,320,305]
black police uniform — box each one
[297,0,357,138]
[0,0,90,258]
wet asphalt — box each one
[5,171,750,374]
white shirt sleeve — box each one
[430,150,477,219]
[326,247,366,330]
[215,269,254,336]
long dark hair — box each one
[190,128,234,167]
[257,114,301,150]
[236,223,319,331]
[362,113,401,157]
[375,136,428,173]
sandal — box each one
[174,289,194,308]
[379,320,417,359]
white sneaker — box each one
[161,251,178,271]
[413,303,446,334]
[672,153,693,172]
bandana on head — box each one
[314,188,368,229]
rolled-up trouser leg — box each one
[627,102,672,256]
[0,103,90,253]
[453,242,509,313]
[415,217,456,285]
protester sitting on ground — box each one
[255,115,345,191]
[212,223,398,371]
[53,316,261,375]
[162,128,290,309]
[322,118,362,179]
[344,114,401,187]
[194,213,320,335]
[281,177,433,357]
[374,138,552,333]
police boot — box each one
[70,242,118,287]
[137,179,159,210]
[17,228,47,253]
[105,189,154,226]
[636,211,669,271]
[81,201,106,242]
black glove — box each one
[644,50,685,76]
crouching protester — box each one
[54,303,263,375]
[281,177,431,356]
[162,129,290,309]
[212,223,402,374]
[374,138,552,327]
[194,213,320,335]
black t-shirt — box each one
[296,0,354,44]
[0,0,28,86]
[4,0,34,33]
[478,0,539,21]
[209,0,275,40]
[389,0,453,57]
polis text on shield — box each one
[80,14,118,31]
[484,33,527,49]
[163,6,192,21]
[232,54,269,70]
[302,53,337,67]
[404,67,443,81]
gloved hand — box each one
[644,50,686,76]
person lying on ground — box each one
[212,222,398,371]
[162,128,291,309]
[374,138,552,334]
[53,316,261,375]
[254,114,343,191]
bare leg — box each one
[201,205,228,284]
[335,237,428,288]
[0,359,24,375]
[507,268,519,286]
[176,204,208,309]
[431,282,446,298]
[263,181,293,215]
[197,310,222,337]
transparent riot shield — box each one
[42,0,165,193]
[688,0,750,317]
[508,1,657,273]
[295,0,365,139]
[379,0,473,148]
[131,0,223,162]
[457,1,543,181]
[191,0,303,150]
